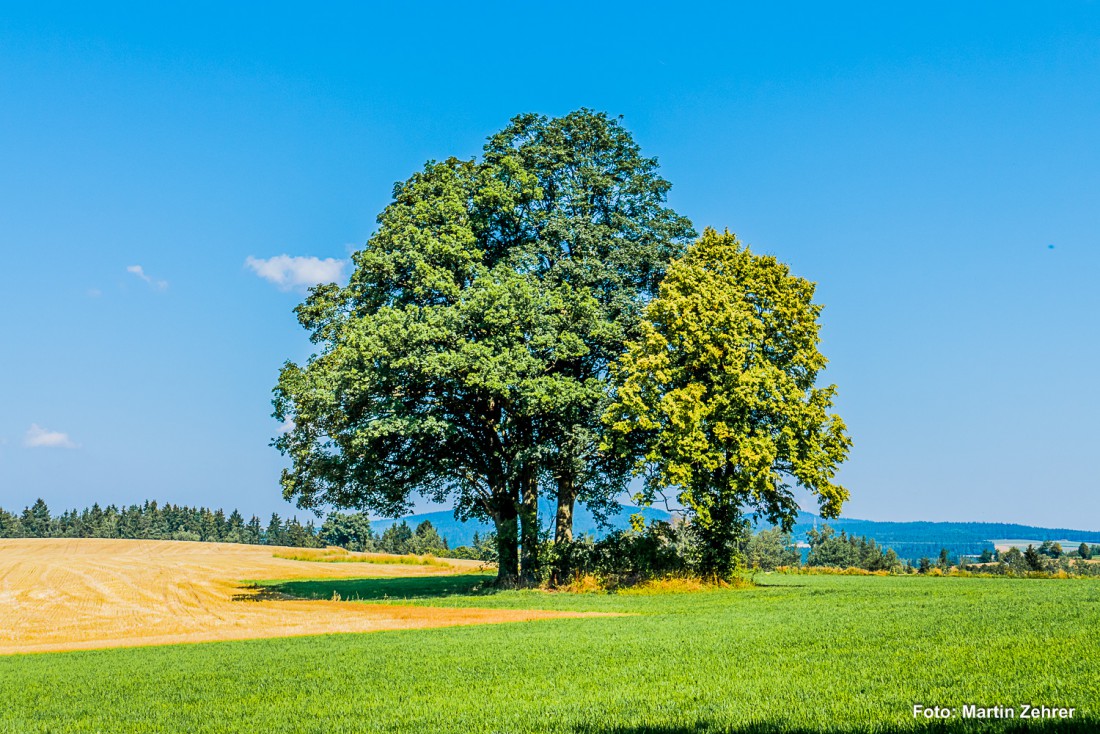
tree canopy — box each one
[604,228,851,578]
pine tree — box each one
[379,522,413,555]
[1024,545,1045,572]
[937,548,950,570]
[265,514,284,546]
[246,516,263,544]
[21,499,53,537]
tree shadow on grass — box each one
[573,717,1098,734]
[230,584,298,602]
[241,574,499,603]
[750,581,809,588]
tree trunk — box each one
[494,502,520,584]
[550,474,577,585]
[519,466,539,582]
[554,475,575,544]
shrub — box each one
[541,521,696,587]
[170,529,201,542]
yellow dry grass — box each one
[0,538,592,655]
[270,546,450,566]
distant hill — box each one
[782,512,1100,561]
[375,505,1100,561]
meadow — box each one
[2,571,1097,733]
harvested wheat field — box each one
[0,538,593,655]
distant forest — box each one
[790,514,1100,545]
[0,498,492,558]
[0,498,323,547]
[6,498,1098,575]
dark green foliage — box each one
[283,518,322,548]
[806,525,901,571]
[918,557,932,573]
[375,520,450,556]
[1000,547,1027,574]
[0,508,21,537]
[245,515,263,544]
[544,523,805,585]
[265,514,285,546]
[540,521,694,585]
[743,528,800,571]
[0,499,319,548]
[1024,544,1045,571]
[446,531,499,562]
[979,548,994,563]
[320,512,377,552]
[224,510,245,543]
[1078,542,1091,559]
[937,547,952,570]
[199,509,218,542]
[410,520,448,554]
[1039,540,1063,558]
[317,513,473,559]
[21,498,53,537]
[171,528,201,542]
[378,521,414,555]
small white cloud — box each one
[245,255,346,291]
[277,416,295,435]
[24,424,78,449]
[126,265,168,290]
[87,288,102,298]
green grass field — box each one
[2,574,1097,733]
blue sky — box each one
[1,2,1097,528]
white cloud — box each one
[126,265,168,290]
[87,288,102,298]
[24,424,78,449]
[245,255,346,291]
[277,416,295,435]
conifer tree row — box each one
[0,499,481,558]
[0,498,320,546]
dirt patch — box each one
[0,538,594,655]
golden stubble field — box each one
[0,538,588,655]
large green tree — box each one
[273,110,692,582]
[482,112,694,549]
[274,157,537,579]
[604,228,851,579]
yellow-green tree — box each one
[604,228,851,579]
